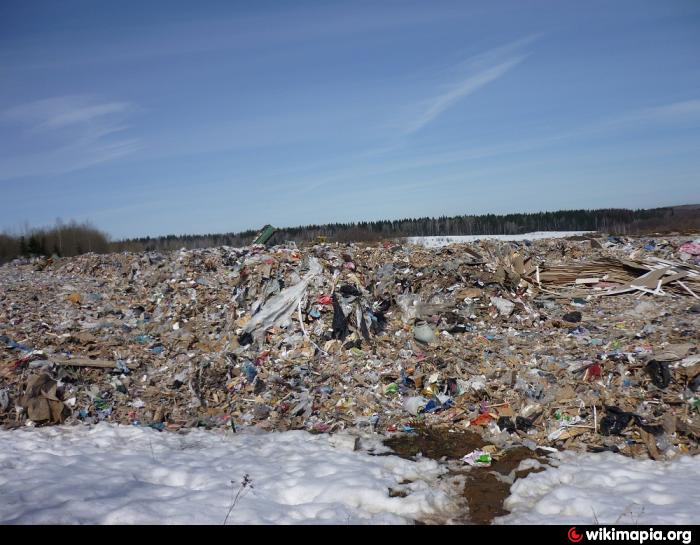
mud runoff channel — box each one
[383,427,548,524]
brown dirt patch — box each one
[456,446,548,524]
[384,428,548,524]
[383,426,485,460]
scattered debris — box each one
[0,233,698,461]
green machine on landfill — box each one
[252,225,276,246]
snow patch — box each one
[408,231,594,248]
[497,451,700,525]
[0,424,461,525]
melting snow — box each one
[497,451,700,525]
[0,423,462,524]
[408,231,594,248]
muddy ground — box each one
[384,427,548,524]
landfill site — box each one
[1,231,699,523]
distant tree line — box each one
[0,220,110,264]
[2,206,697,263]
[114,206,698,252]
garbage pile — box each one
[1,234,699,460]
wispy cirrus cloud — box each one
[606,99,700,128]
[0,5,474,72]
[290,94,700,195]
[404,35,539,134]
[3,96,133,132]
[405,57,524,133]
[0,95,140,181]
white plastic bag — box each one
[242,258,322,340]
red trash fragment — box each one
[470,413,495,426]
[585,363,602,381]
[256,351,270,365]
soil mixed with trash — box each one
[385,426,547,523]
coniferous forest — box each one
[1,205,698,263]
[112,205,699,252]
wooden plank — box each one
[51,357,137,369]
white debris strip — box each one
[497,451,700,525]
[0,424,461,525]
[407,231,593,248]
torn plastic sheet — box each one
[242,258,322,341]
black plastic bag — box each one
[600,406,634,435]
[563,311,582,323]
[516,416,533,431]
[338,284,361,297]
[497,416,516,433]
[645,360,671,389]
[331,295,349,340]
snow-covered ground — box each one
[407,231,594,248]
[2,424,699,525]
[497,451,700,525]
[0,424,462,525]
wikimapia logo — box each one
[569,528,584,543]
[567,527,693,544]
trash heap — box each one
[1,234,699,460]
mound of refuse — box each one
[1,233,699,460]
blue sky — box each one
[1,1,699,239]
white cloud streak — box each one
[292,97,700,193]
[0,95,139,180]
[404,36,538,134]
[606,99,700,128]
[406,57,525,134]
[3,96,133,131]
